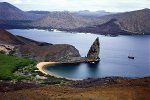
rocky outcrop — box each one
[17,43,80,62]
[44,44,80,62]
[0,29,100,63]
[86,37,100,61]
[0,44,15,54]
[0,29,81,62]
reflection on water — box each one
[8,29,150,79]
[45,60,150,79]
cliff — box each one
[0,29,81,62]
[0,29,101,63]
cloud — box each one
[0,0,150,12]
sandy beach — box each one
[36,62,82,80]
[36,62,59,74]
[36,62,63,78]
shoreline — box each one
[36,62,82,80]
[36,62,150,81]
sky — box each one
[0,0,150,12]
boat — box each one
[128,56,134,59]
[128,50,135,59]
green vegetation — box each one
[0,50,5,54]
[15,64,68,85]
[0,53,68,85]
[0,53,35,80]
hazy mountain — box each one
[73,10,114,17]
[0,2,150,34]
[72,8,150,34]
[0,2,43,20]
[27,11,50,15]
[31,11,100,29]
[98,8,150,34]
[72,19,131,35]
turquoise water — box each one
[8,29,150,79]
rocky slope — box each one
[0,2,43,21]
[0,29,23,45]
[100,8,150,34]
[0,77,149,100]
[0,29,101,62]
[1,2,150,34]
[0,29,81,62]
[73,9,150,34]
[31,11,100,29]
[32,12,90,29]
[0,2,46,29]
[72,19,132,35]
[16,36,81,62]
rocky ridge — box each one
[0,2,150,35]
[72,9,150,34]
[0,29,81,62]
[0,29,100,62]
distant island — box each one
[0,2,150,35]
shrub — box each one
[0,50,6,54]
[0,53,36,80]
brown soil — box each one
[0,77,149,100]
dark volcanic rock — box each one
[16,36,81,62]
[0,81,41,92]
[87,37,100,61]
[0,29,23,45]
[17,44,80,62]
[0,29,102,63]
[0,29,81,62]
[45,44,81,62]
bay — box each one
[8,29,150,79]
